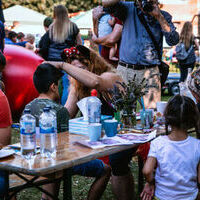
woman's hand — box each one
[140,182,155,200]
[42,61,64,70]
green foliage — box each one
[2,0,99,17]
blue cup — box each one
[103,119,122,137]
[88,123,102,142]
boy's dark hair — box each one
[8,31,17,40]
[164,95,200,137]
[0,52,6,72]
[43,17,53,28]
[33,63,63,94]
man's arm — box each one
[92,23,122,47]
[102,0,120,7]
[150,4,179,46]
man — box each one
[93,0,179,109]
[92,1,179,200]
[5,31,17,45]
[24,63,111,200]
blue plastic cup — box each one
[88,123,102,142]
[103,119,122,137]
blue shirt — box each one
[120,2,179,65]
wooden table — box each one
[0,132,139,200]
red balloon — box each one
[3,45,43,117]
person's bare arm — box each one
[149,4,170,32]
[45,61,123,91]
[140,157,157,200]
[76,33,82,45]
[102,0,120,7]
[64,85,79,118]
[0,126,11,146]
[92,23,122,47]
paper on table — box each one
[75,130,157,149]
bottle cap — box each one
[43,107,50,112]
[24,108,31,114]
[91,89,98,96]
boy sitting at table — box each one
[24,63,111,200]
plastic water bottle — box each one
[39,107,57,158]
[87,89,101,123]
[20,108,36,160]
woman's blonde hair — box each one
[49,5,72,43]
[64,46,115,99]
[180,21,194,50]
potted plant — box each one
[109,75,148,128]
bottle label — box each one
[20,122,35,135]
[40,127,55,134]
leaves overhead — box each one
[2,0,99,17]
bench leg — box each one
[63,169,72,200]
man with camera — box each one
[92,1,179,200]
[93,0,179,109]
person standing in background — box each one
[175,21,199,82]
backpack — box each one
[175,42,193,61]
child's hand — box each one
[140,182,155,200]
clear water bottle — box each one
[87,89,101,123]
[20,108,36,160]
[39,107,57,158]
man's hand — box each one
[140,182,155,200]
[92,6,105,20]
[92,33,98,43]
[148,2,161,19]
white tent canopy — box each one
[3,5,47,35]
[71,9,93,35]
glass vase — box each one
[120,111,137,129]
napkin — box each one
[77,97,89,121]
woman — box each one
[46,45,136,200]
[39,5,82,105]
[176,21,199,82]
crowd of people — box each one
[1,0,200,200]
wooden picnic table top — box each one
[0,132,139,177]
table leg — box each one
[63,168,72,200]
[4,171,9,200]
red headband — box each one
[63,47,80,58]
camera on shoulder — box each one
[141,0,154,12]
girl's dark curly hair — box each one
[164,95,200,138]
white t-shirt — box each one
[148,135,200,200]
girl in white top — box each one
[141,95,200,200]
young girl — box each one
[141,95,200,200]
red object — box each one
[136,143,150,161]
[91,89,98,97]
[99,156,110,165]
[3,45,43,117]
[0,90,12,127]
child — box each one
[141,95,200,200]
[98,11,118,61]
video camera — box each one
[141,0,154,12]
